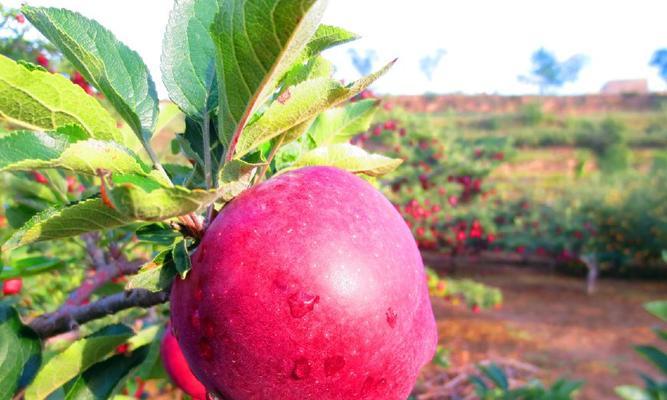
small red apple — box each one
[161,326,207,400]
[171,167,437,400]
[31,171,48,184]
[3,278,23,296]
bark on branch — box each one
[28,289,169,339]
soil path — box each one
[428,261,667,399]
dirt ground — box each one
[426,260,667,399]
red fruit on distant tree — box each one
[384,120,397,131]
[3,278,23,296]
[372,125,383,136]
[456,230,467,242]
[35,53,49,68]
[359,89,374,99]
[15,14,25,23]
[448,196,458,207]
[170,167,437,400]
[161,327,207,400]
[66,176,79,193]
[31,171,48,184]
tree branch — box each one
[28,289,169,338]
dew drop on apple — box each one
[386,307,398,328]
[324,355,346,376]
[292,358,312,380]
[288,291,320,318]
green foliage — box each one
[211,0,326,149]
[470,363,583,399]
[25,324,133,400]
[161,0,219,120]
[0,306,42,400]
[615,301,667,399]
[292,143,402,177]
[0,55,120,141]
[126,249,177,293]
[426,268,503,310]
[232,61,394,158]
[22,6,159,150]
[308,99,381,145]
[2,198,129,251]
[0,130,149,177]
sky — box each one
[6,0,667,97]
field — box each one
[370,98,667,398]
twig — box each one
[62,233,143,307]
[28,289,170,338]
[255,134,286,184]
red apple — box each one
[31,171,48,184]
[171,167,437,400]
[161,326,207,400]
[3,278,22,296]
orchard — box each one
[0,1,666,400]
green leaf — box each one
[25,324,132,400]
[126,326,163,380]
[109,175,219,221]
[233,61,394,158]
[2,198,130,251]
[645,301,667,322]
[0,55,120,142]
[126,249,177,293]
[178,117,224,182]
[212,0,328,150]
[302,24,359,59]
[479,363,509,390]
[635,345,667,375]
[308,99,380,146]
[468,375,488,397]
[550,379,583,396]
[63,346,149,400]
[0,131,149,176]
[162,0,219,119]
[281,56,333,89]
[292,144,402,177]
[135,224,180,246]
[23,6,159,147]
[615,385,651,400]
[172,239,193,279]
[217,159,260,202]
[0,306,42,400]
[1,256,64,279]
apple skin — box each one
[161,326,208,400]
[171,166,437,400]
[3,278,22,296]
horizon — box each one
[6,0,667,98]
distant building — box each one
[600,79,648,95]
